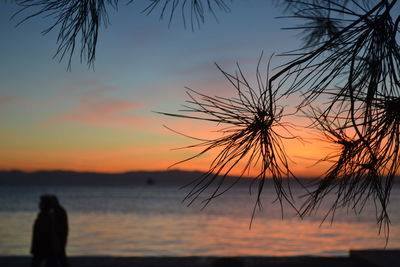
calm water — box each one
[0,183,399,256]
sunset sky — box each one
[0,1,334,177]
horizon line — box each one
[0,168,321,179]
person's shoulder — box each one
[55,206,68,216]
[37,211,51,221]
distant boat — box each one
[146,178,155,185]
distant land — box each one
[0,170,397,186]
[0,170,207,186]
[0,170,257,186]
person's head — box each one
[39,195,52,212]
[49,195,60,208]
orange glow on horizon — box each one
[0,104,338,178]
[0,131,333,178]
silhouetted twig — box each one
[158,56,303,221]
[300,105,398,244]
[13,0,119,69]
[141,0,231,29]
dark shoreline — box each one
[1,250,399,267]
[0,256,362,267]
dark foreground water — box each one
[0,183,399,256]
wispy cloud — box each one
[49,87,145,127]
[0,95,34,107]
[0,96,17,106]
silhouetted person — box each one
[49,195,69,267]
[31,195,60,267]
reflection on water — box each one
[0,185,399,256]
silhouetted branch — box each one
[270,0,399,241]
[300,103,399,244]
[158,56,303,220]
[13,0,119,69]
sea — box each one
[0,183,399,257]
